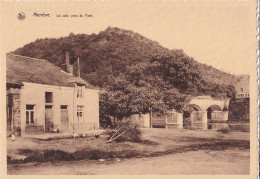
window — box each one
[45,92,53,103]
[77,85,84,98]
[26,105,35,124]
[240,88,243,92]
[77,106,84,122]
[61,105,67,109]
[45,105,52,109]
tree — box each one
[228,98,249,122]
[150,49,202,95]
[99,51,203,126]
[100,74,166,124]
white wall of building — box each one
[20,82,99,135]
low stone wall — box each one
[151,115,166,128]
[211,111,228,122]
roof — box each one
[235,75,250,93]
[6,54,97,89]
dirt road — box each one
[8,148,249,175]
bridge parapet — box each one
[189,96,229,111]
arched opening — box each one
[183,104,202,129]
[183,104,201,118]
[207,105,222,120]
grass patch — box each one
[8,149,141,164]
[18,149,34,155]
[7,139,249,164]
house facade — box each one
[235,75,250,99]
[6,54,99,136]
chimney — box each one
[65,51,73,75]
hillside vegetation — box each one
[14,27,238,88]
[13,27,238,121]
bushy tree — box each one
[228,98,250,122]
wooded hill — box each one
[14,27,238,87]
[13,27,239,117]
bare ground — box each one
[7,128,250,174]
[8,128,249,153]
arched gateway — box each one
[187,96,229,129]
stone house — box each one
[6,53,99,136]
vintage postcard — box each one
[0,0,258,178]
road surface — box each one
[8,148,249,175]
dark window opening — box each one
[45,105,52,109]
[26,105,34,110]
[61,105,67,109]
[77,105,84,122]
[45,92,53,103]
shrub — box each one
[228,98,249,122]
[106,117,142,142]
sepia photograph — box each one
[0,0,258,177]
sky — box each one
[1,0,257,75]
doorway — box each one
[60,105,69,131]
[45,105,53,132]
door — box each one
[60,105,69,131]
[45,105,53,132]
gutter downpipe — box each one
[73,83,76,134]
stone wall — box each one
[7,88,21,135]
